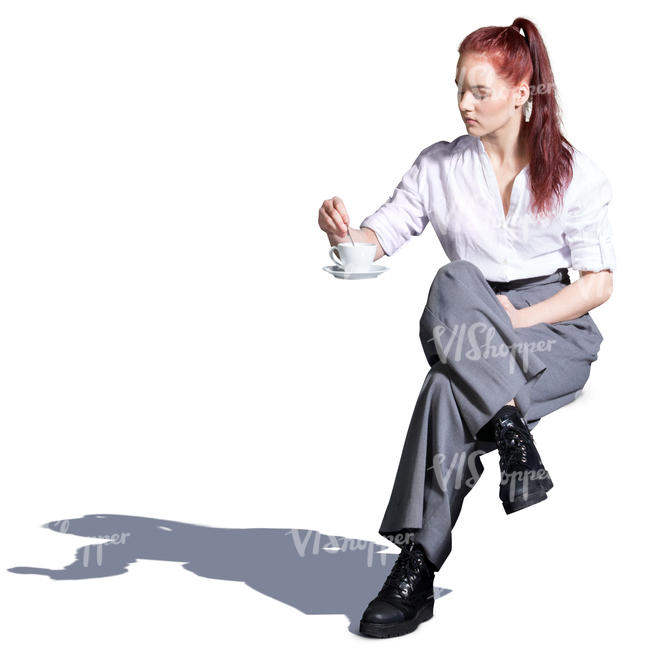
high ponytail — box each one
[458,17,574,220]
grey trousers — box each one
[378,260,604,570]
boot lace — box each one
[495,423,530,470]
[379,545,427,597]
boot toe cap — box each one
[361,599,405,625]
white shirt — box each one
[359,134,616,282]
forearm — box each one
[518,270,614,326]
[327,226,386,262]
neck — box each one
[479,124,529,170]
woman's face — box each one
[455,53,528,134]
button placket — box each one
[474,136,531,282]
[500,173,525,273]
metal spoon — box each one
[346,224,356,247]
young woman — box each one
[317,17,615,638]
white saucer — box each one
[322,264,389,280]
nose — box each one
[457,90,475,112]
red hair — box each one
[458,17,574,220]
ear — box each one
[517,82,530,107]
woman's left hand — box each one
[496,293,527,328]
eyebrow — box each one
[454,79,490,90]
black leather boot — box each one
[359,541,436,638]
[492,406,554,514]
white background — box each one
[1,1,646,647]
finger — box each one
[319,207,340,234]
[496,296,509,311]
[326,217,341,235]
[329,208,348,233]
[332,197,349,225]
[321,213,340,234]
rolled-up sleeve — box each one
[358,150,430,256]
[562,160,617,272]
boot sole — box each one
[359,597,434,638]
[502,487,548,514]
[540,474,553,492]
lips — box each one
[464,117,477,123]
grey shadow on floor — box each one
[7,514,452,634]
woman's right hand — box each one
[317,195,385,260]
[318,196,350,240]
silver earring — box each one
[523,97,533,123]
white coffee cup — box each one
[329,242,376,272]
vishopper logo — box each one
[285,529,416,569]
[427,450,484,491]
[456,62,556,101]
[499,467,552,502]
[51,520,131,568]
[423,321,557,373]
[433,208,556,241]
[427,451,551,501]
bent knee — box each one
[433,260,483,286]
[426,260,484,308]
